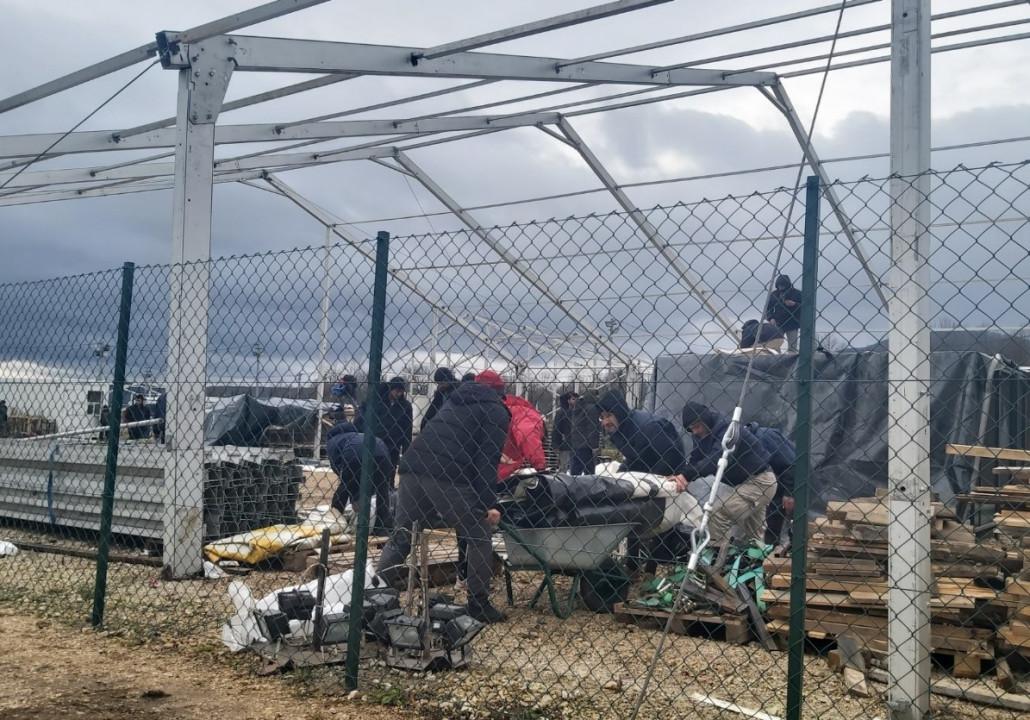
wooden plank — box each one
[613,603,750,644]
[947,444,1030,462]
[737,584,777,652]
[837,633,871,697]
[995,656,1015,692]
[952,653,984,679]
[867,667,1030,712]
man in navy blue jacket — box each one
[596,391,686,476]
[746,422,796,548]
[672,403,776,547]
[326,422,395,535]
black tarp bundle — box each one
[502,473,665,530]
[654,335,1030,511]
[204,395,326,446]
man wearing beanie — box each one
[420,367,457,431]
[673,402,776,547]
[376,369,511,623]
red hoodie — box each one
[498,394,546,481]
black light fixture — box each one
[443,615,485,650]
[257,611,291,642]
[369,607,404,643]
[277,589,316,620]
[386,614,426,650]
[315,612,352,646]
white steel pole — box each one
[163,40,233,578]
[887,2,932,720]
[313,224,332,461]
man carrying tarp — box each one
[672,403,776,549]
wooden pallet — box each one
[613,602,750,644]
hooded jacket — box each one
[357,383,413,455]
[740,319,785,349]
[765,275,804,332]
[681,404,771,486]
[326,422,393,479]
[596,391,686,476]
[499,394,546,481]
[746,422,796,495]
[420,382,456,431]
[400,381,511,510]
[552,393,575,452]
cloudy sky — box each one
[0,1,1028,378]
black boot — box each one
[467,597,507,624]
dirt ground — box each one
[0,610,409,720]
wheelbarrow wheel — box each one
[580,558,631,614]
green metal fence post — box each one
[786,177,821,720]
[345,231,390,689]
[91,261,135,627]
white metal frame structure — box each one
[0,9,1002,704]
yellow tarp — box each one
[204,519,350,565]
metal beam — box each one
[554,116,736,337]
[392,150,635,366]
[163,34,777,87]
[559,0,880,68]
[163,38,234,579]
[0,0,330,115]
[887,2,933,718]
[415,0,672,60]
[766,80,890,311]
[0,142,401,189]
[0,112,561,159]
[261,173,521,366]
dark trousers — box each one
[378,474,493,604]
[332,458,394,534]
[569,447,595,476]
[764,482,791,546]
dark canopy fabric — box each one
[204,395,324,446]
[653,338,1029,510]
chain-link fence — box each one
[1,159,1029,719]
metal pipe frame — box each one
[0,112,563,160]
[554,116,737,336]
[887,1,933,718]
[159,34,778,88]
[392,150,635,366]
[162,37,235,579]
[262,173,522,367]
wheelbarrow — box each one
[498,521,635,619]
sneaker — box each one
[467,599,507,624]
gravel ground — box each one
[0,536,1026,720]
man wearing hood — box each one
[552,392,575,472]
[326,421,394,534]
[420,367,457,431]
[358,377,413,466]
[596,391,686,476]
[376,373,511,623]
[673,403,776,547]
[765,274,804,352]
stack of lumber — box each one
[763,493,1024,679]
[997,579,1030,659]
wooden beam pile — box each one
[763,491,1025,680]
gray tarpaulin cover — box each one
[653,332,1030,510]
[204,395,328,446]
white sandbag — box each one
[592,461,680,498]
[221,580,262,652]
[0,541,19,557]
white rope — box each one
[627,2,850,717]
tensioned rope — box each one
[0,60,159,191]
[627,2,851,717]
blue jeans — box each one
[570,447,595,476]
